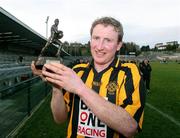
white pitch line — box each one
[146,103,180,127]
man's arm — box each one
[78,85,138,138]
[51,87,68,124]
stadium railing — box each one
[0,76,52,138]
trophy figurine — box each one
[35,18,63,69]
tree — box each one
[119,42,140,56]
[166,43,179,51]
[141,45,150,52]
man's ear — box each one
[117,42,123,51]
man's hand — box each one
[42,63,85,95]
[31,61,46,81]
[31,61,42,76]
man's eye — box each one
[93,36,99,40]
[105,38,111,42]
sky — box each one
[0,0,180,48]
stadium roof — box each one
[0,7,69,56]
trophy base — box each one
[35,64,44,70]
[34,57,60,70]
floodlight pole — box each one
[45,16,49,39]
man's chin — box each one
[94,60,106,65]
[94,55,105,59]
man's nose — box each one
[97,40,104,50]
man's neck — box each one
[94,58,115,73]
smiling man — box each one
[31,16,146,138]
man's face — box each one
[144,59,148,64]
[90,24,122,67]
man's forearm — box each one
[78,85,137,137]
[51,87,68,124]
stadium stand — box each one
[0,7,64,137]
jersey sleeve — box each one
[118,63,146,131]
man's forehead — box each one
[94,24,117,33]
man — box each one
[31,17,146,138]
[139,59,152,92]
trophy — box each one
[34,19,63,69]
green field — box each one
[15,62,180,138]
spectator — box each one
[139,59,152,92]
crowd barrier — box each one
[0,76,52,138]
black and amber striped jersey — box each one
[64,57,146,138]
